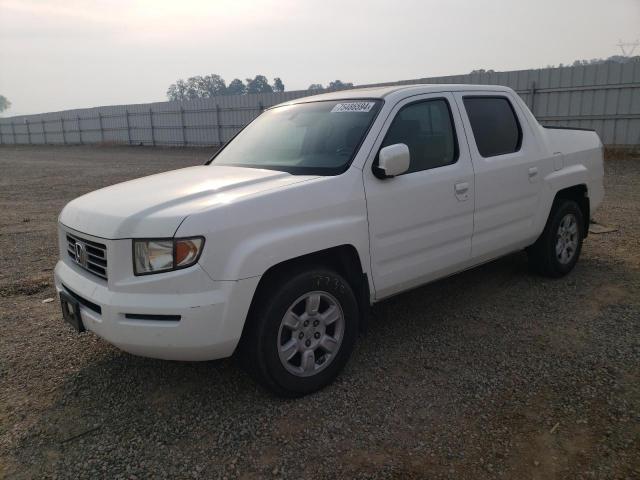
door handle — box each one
[455,182,469,193]
[454,182,470,201]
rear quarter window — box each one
[463,96,522,157]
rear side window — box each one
[381,99,458,174]
[463,96,522,157]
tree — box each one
[196,74,227,97]
[272,77,285,92]
[245,75,273,94]
[327,80,353,91]
[226,78,246,96]
[185,77,201,99]
[307,83,324,91]
[167,75,226,100]
[167,74,288,100]
[167,79,189,101]
[0,95,10,113]
[569,55,639,67]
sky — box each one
[0,0,639,116]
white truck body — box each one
[55,84,604,364]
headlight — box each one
[133,237,204,275]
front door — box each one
[363,93,475,299]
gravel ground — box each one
[0,145,638,479]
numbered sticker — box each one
[330,102,375,113]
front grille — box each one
[66,233,108,280]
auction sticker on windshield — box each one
[330,102,376,113]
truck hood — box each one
[59,165,318,239]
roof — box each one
[280,84,513,106]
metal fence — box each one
[0,91,310,147]
[1,61,639,147]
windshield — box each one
[211,99,382,175]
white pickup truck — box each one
[55,84,604,396]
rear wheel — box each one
[527,199,585,277]
[240,267,359,397]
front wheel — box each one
[240,268,359,397]
[527,199,585,277]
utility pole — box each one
[616,39,640,57]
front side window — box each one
[463,96,522,157]
[211,100,382,175]
[380,99,458,174]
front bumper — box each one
[54,259,260,361]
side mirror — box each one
[374,143,410,179]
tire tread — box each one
[238,265,358,397]
[527,199,584,278]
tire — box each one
[527,199,585,278]
[239,267,359,397]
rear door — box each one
[452,91,542,261]
[363,93,475,299]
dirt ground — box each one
[0,145,638,479]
